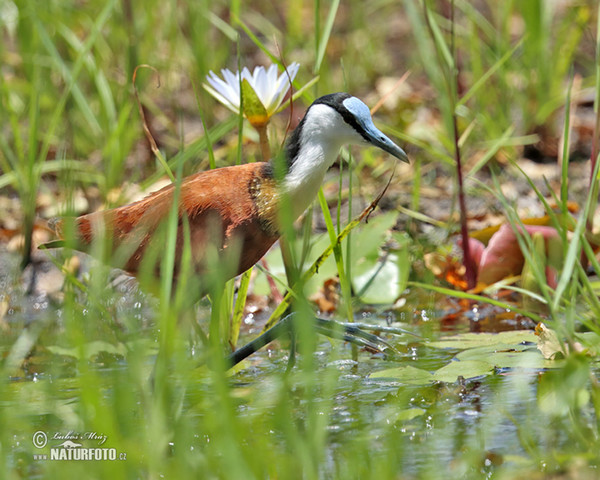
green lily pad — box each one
[394,407,427,421]
[455,342,529,358]
[428,331,563,371]
[428,330,537,350]
[47,341,127,360]
[457,345,560,369]
[369,364,434,385]
[432,360,494,382]
[7,380,80,416]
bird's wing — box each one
[40,164,266,274]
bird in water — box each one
[43,92,409,364]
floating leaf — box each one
[456,344,559,369]
[394,407,427,421]
[432,360,493,382]
[47,341,127,360]
[428,330,537,350]
[369,364,434,385]
[455,342,530,358]
[7,380,80,416]
[374,406,427,425]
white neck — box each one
[281,105,363,220]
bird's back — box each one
[48,163,281,281]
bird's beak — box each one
[363,124,409,163]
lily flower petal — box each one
[204,62,300,119]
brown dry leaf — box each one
[424,252,468,290]
[310,277,340,314]
[548,201,579,214]
[445,266,468,291]
[423,252,446,276]
[0,228,18,243]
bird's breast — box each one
[248,174,280,237]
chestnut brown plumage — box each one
[49,163,279,281]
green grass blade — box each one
[423,2,455,72]
[466,126,514,176]
[552,158,600,312]
[233,17,279,65]
[35,0,117,176]
[314,0,340,74]
[560,74,574,212]
[318,188,353,323]
[36,22,102,136]
[458,38,523,108]
[58,23,117,125]
[230,268,253,349]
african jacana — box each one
[43,93,409,365]
[44,93,408,289]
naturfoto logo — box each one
[32,431,127,461]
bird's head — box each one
[305,92,409,163]
[277,92,409,219]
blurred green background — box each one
[1,1,600,478]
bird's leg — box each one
[312,318,399,357]
[226,314,296,366]
[226,313,400,367]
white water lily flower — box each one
[204,62,299,117]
